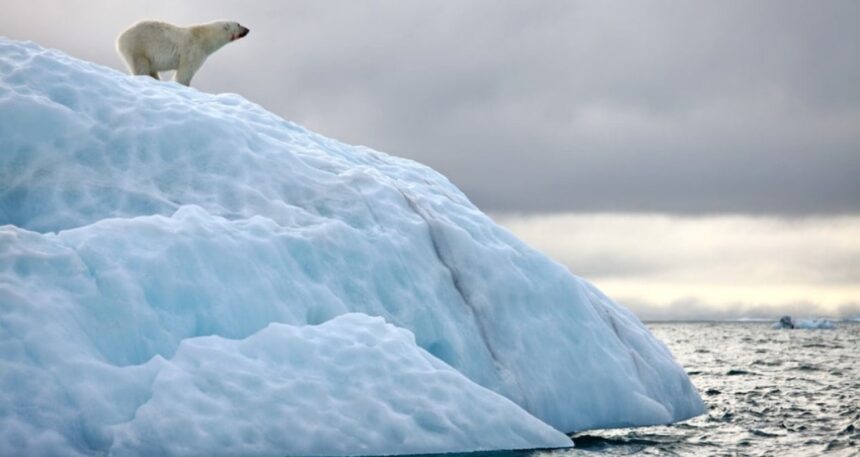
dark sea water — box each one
[416,321,860,457]
[562,321,860,456]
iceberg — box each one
[0,38,704,456]
[772,316,836,330]
[796,319,836,329]
[773,315,796,329]
[110,313,572,456]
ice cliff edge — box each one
[0,38,704,456]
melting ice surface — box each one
[0,38,704,456]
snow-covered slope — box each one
[0,38,704,456]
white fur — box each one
[116,20,249,86]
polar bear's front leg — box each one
[130,56,160,80]
[174,52,204,86]
[131,56,153,77]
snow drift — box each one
[0,38,704,456]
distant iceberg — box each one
[772,316,836,330]
[0,38,704,456]
[796,319,836,329]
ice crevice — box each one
[395,186,505,371]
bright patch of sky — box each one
[496,214,860,320]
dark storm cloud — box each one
[3,0,859,214]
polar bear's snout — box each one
[235,26,250,40]
[229,23,250,42]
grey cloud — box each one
[2,0,859,214]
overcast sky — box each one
[2,1,858,318]
[3,0,858,215]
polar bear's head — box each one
[192,21,250,55]
[220,21,250,42]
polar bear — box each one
[117,20,249,86]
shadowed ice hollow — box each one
[0,38,704,456]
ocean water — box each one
[564,322,860,456]
[412,322,860,457]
